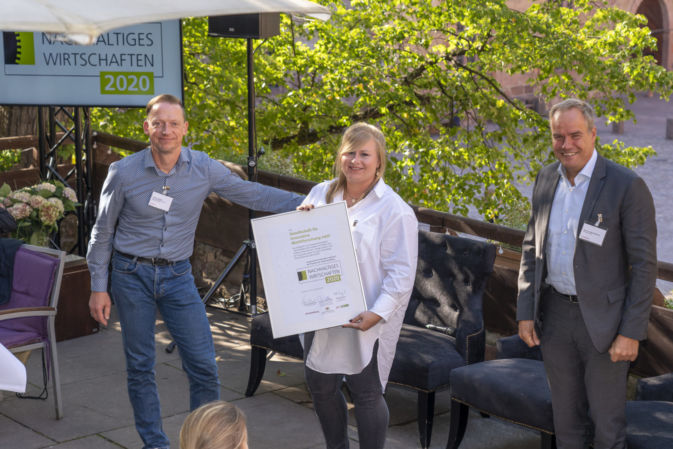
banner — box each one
[0,21,182,106]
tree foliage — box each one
[90,0,673,227]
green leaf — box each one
[0,183,11,197]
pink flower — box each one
[38,201,62,227]
[35,182,57,193]
[47,197,64,214]
[64,187,78,203]
[8,203,33,220]
[29,195,46,208]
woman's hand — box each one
[297,204,315,211]
[342,311,382,331]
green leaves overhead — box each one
[90,0,672,228]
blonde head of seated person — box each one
[180,401,248,449]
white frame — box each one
[252,202,367,338]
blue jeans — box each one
[111,252,220,449]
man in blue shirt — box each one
[87,94,303,449]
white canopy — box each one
[0,0,331,44]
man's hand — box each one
[89,291,111,326]
[608,334,639,362]
[342,311,382,332]
[518,320,540,347]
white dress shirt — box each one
[546,149,597,295]
[302,178,418,389]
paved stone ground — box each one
[0,307,541,449]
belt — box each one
[550,285,579,304]
[115,250,176,266]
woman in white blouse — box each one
[299,122,418,449]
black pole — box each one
[247,38,256,182]
[48,107,56,179]
[205,16,281,315]
[246,37,258,315]
[73,107,86,255]
[37,106,46,179]
[84,108,96,245]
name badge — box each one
[149,191,173,212]
[579,222,607,246]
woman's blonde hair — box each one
[180,401,247,449]
[325,122,387,203]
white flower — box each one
[9,191,31,203]
[63,187,78,203]
[35,182,57,193]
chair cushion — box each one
[0,247,58,343]
[450,358,554,433]
[626,400,673,449]
[0,327,43,349]
[389,324,465,391]
[250,313,303,360]
[3,247,58,309]
[404,231,495,363]
[636,373,673,402]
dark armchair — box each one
[245,230,496,448]
[449,334,673,449]
[447,334,554,449]
[627,372,673,448]
[387,230,496,447]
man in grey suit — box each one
[517,98,657,449]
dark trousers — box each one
[303,334,388,449]
[539,288,630,449]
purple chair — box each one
[0,244,65,419]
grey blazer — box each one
[517,153,657,353]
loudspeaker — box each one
[208,13,281,39]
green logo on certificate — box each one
[297,271,308,281]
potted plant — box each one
[0,181,78,247]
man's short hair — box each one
[549,98,595,130]
[145,94,185,118]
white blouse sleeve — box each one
[369,211,418,321]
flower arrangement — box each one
[0,180,78,246]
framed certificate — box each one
[251,202,367,338]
